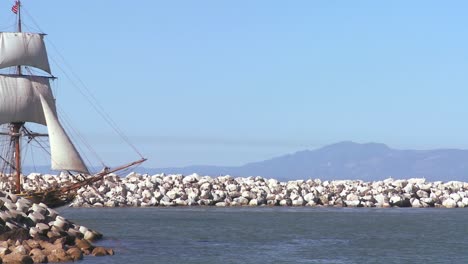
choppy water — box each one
[58,207,468,264]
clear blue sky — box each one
[2,1,468,168]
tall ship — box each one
[0,1,146,207]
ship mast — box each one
[12,0,23,194]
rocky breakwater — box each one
[61,173,468,208]
[0,191,113,263]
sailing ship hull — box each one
[18,191,75,208]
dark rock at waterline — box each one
[0,229,29,242]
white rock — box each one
[442,198,457,208]
[408,178,426,185]
[249,199,258,206]
[166,190,178,200]
[416,190,429,198]
[29,227,40,237]
[174,198,187,206]
[84,230,98,241]
[411,198,422,208]
[104,200,117,207]
[421,197,434,205]
[389,195,402,205]
[182,175,198,184]
[79,225,89,234]
[200,190,211,199]
[153,191,163,200]
[372,193,386,206]
[241,191,256,200]
[292,197,304,206]
[403,183,414,194]
[346,193,360,201]
[303,193,315,203]
[357,186,369,194]
[226,184,238,192]
[345,200,360,207]
[53,217,68,230]
[200,182,212,191]
[234,197,249,206]
[28,211,45,223]
[182,198,195,206]
[36,223,49,233]
[449,193,461,203]
[462,197,468,207]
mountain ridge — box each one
[24,141,468,182]
[144,141,468,181]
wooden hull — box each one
[18,190,77,208]
[15,158,146,208]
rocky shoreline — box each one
[12,172,468,209]
[0,191,113,263]
[1,172,466,263]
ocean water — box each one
[58,207,468,264]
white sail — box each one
[39,95,89,174]
[0,32,51,74]
[0,75,55,125]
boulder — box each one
[374,194,389,207]
[345,200,361,207]
[442,198,457,208]
[234,197,249,206]
[0,247,10,257]
[46,248,71,262]
[29,251,47,264]
[292,198,305,206]
[0,229,29,242]
[2,253,32,264]
[416,190,429,199]
[411,198,422,208]
[248,199,258,206]
[450,193,461,203]
[75,239,93,251]
[66,247,83,261]
[91,247,108,257]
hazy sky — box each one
[2,1,468,168]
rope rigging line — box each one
[0,129,10,174]
[55,104,106,171]
[18,7,43,33]
[28,136,51,173]
[5,138,15,175]
[21,7,145,159]
[28,140,37,174]
[21,139,30,172]
[21,127,53,175]
[19,126,68,176]
[21,127,51,157]
[47,54,145,158]
[0,22,17,31]
[0,10,16,31]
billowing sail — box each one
[39,95,89,174]
[0,75,55,125]
[0,32,51,74]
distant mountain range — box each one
[138,141,468,182]
[25,141,468,182]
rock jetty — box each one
[4,172,468,208]
[0,191,113,263]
